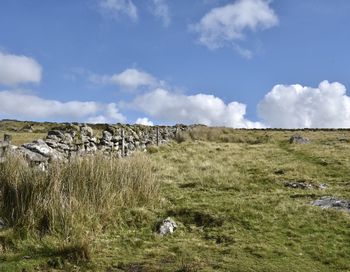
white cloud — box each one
[0,90,126,123]
[135,117,154,126]
[98,0,138,22]
[87,103,126,123]
[191,0,278,50]
[132,88,263,128]
[0,51,42,86]
[90,68,159,90]
[258,81,350,128]
[151,0,171,27]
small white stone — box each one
[158,217,177,236]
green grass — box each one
[1,126,350,271]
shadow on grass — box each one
[1,241,90,270]
[166,208,224,228]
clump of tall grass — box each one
[0,153,158,239]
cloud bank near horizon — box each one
[132,88,263,128]
[1,51,350,128]
[2,80,350,128]
[0,90,126,124]
[258,81,350,128]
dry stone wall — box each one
[0,124,189,169]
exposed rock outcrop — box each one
[284,181,328,190]
[289,134,310,144]
[312,197,350,213]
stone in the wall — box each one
[45,138,59,148]
[81,124,93,138]
[63,133,74,144]
[102,131,113,142]
[22,139,64,161]
[16,146,49,171]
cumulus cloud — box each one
[151,0,171,27]
[135,117,154,126]
[132,88,262,128]
[0,51,42,86]
[258,81,350,128]
[90,68,159,90]
[0,90,126,123]
[191,0,278,52]
[98,0,138,22]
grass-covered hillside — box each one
[1,122,350,271]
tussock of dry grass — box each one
[0,153,158,239]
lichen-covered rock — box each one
[289,134,310,144]
[81,124,94,137]
[284,181,313,189]
[318,183,328,190]
[22,139,64,161]
[102,131,113,142]
[312,197,350,212]
[158,217,177,236]
[89,137,97,143]
[284,181,328,190]
[48,130,64,139]
[45,138,59,148]
[62,133,74,144]
[57,143,71,151]
[85,142,98,153]
[16,146,48,163]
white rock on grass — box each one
[158,217,177,236]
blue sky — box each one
[0,0,350,128]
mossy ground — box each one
[1,127,350,271]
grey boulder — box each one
[22,139,64,161]
[312,197,350,213]
[289,134,310,144]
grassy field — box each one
[1,125,350,271]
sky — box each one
[0,0,350,128]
